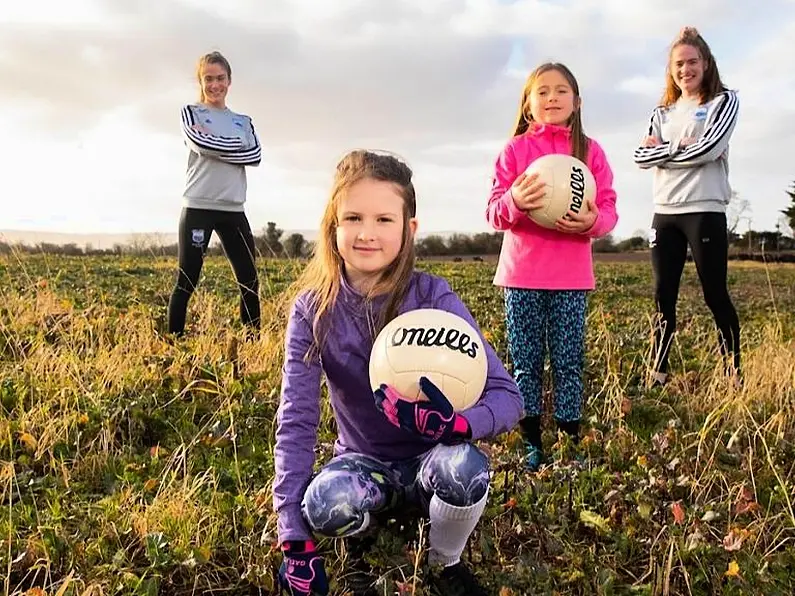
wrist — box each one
[282,539,316,554]
[452,413,472,440]
[509,187,521,208]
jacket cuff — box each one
[461,404,496,441]
[278,505,313,544]
[502,188,525,224]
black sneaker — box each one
[429,562,489,596]
[340,537,380,596]
[338,567,379,595]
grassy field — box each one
[1,254,794,595]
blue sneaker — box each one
[524,445,545,472]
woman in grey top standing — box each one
[633,27,741,387]
[168,51,262,336]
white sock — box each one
[427,487,489,567]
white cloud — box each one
[0,0,110,26]
[1,0,793,238]
[618,76,660,97]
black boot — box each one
[556,419,580,443]
[519,416,545,472]
[339,536,380,596]
[429,561,489,596]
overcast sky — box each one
[2,0,794,241]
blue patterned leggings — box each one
[504,289,587,422]
[301,443,489,537]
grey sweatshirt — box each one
[180,104,261,212]
[633,89,739,215]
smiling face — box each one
[528,68,577,126]
[335,177,417,293]
[199,61,230,108]
[670,43,705,98]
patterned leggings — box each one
[504,289,587,422]
[301,443,489,537]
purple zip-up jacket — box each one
[272,271,523,542]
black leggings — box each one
[167,208,260,334]
[651,212,740,374]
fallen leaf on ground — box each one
[671,501,686,525]
[723,528,747,551]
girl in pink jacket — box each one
[485,62,619,471]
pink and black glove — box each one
[278,540,329,596]
[374,376,472,444]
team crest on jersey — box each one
[191,229,205,248]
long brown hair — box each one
[289,150,418,354]
[196,51,232,103]
[510,62,589,163]
[660,27,726,107]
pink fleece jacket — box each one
[486,123,618,290]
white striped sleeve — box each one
[180,105,244,155]
[632,107,678,169]
[663,90,739,168]
[215,119,262,166]
[216,145,262,165]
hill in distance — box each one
[0,228,468,250]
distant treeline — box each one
[2,221,795,261]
